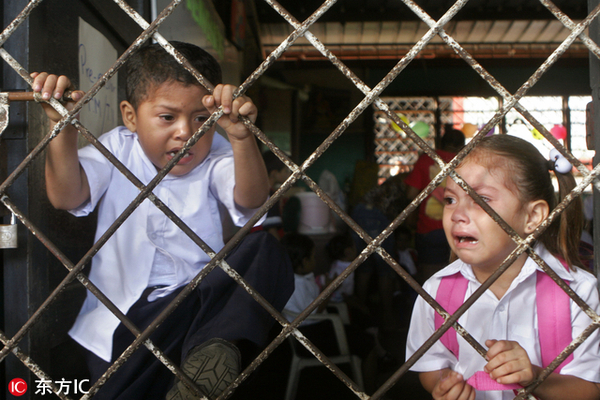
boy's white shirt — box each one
[68,126,265,362]
[328,260,354,303]
[406,244,600,400]
[284,272,321,326]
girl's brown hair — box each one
[464,134,584,269]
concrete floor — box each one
[50,274,431,400]
[231,286,431,400]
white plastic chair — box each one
[326,301,351,325]
[282,310,363,400]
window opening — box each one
[569,95,594,167]
[376,95,595,184]
[374,97,436,179]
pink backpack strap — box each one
[434,274,518,391]
[435,266,573,392]
[434,273,469,359]
[466,371,522,391]
[535,269,573,372]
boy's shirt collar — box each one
[130,129,232,181]
[295,272,315,280]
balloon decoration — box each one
[410,121,430,138]
[461,123,478,138]
[550,125,567,141]
[531,128,544,140]
[391,114,410,132]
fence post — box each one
[590,0,600,284]
[1,0,33,396]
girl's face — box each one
[442,159,543,273]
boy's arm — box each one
[45,119,90,210]
[33,73,90,210]
[203,84,269,209]
[229,134,269,209]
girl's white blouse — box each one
[406,244,600,400]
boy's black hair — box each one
[280,233,315,272]
[262,151,287,174]
[325,233,354,262]
[125,41,222,109]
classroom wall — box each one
[258,56,591,201]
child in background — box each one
[351,178,407,329]
[406,135,600,400]
[321,233,357,303]
[281,232,329,323]
[319,233,371,323]
[36,41,293,400]
[281,232,378,391]
[395,225,418,277]
[393,225,419,319]
[261,151,291,239]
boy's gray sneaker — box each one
[166,338,241,400]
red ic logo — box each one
[8,378,27,396]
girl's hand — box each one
[431,371,475,400]
[202,84,257,141]
[484,339,537,387]
[30,72,84,123]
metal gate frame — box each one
[0,0,599,399]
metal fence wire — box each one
[1,0,600,399]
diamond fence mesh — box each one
[0,0,599,399]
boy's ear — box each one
[120,100,137,133]
[524,199,550,234]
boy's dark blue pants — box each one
[84,231,294,400]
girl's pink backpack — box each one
[434,268,573,392]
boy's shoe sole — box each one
[166,338,241,400]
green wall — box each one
[299,132,366,193]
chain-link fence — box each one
[1,0,599,399]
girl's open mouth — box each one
[457,236,478,244]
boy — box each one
[34,41,293,400]
[323,233,356,303]
[280,233,327,321]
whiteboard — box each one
[78,17,119,144]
